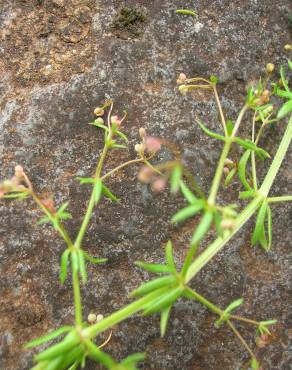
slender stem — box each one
[101,158,144,181]
[267,195,292,203]
[251,114,258,190]
[260,114,292,196]
[208,138,232,205]
[229,315,260,326]
[72,269,82,326]
[74,143,110,249]
[213,86,227,136]
[227,320,256,359]
[186,287,222,315]
[231,105,249,137]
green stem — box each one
[267,195,292,203]
[226,320,256,359]
[251,114,258,190]
[72,269,82,326]
[74,143,110,249]
[186,287,222,315]
[208,139,232,205]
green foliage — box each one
[215,298,244,328]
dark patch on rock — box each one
[112,6,147,39]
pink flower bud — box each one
[223,167,230,176]
[151,178,167,192]
[41,198,56,213]
[111,115,122,127]
[145,137,161,153]
[138,166,154,183]
[0,190,5,198]
[14,165,24,178]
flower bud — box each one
[87,313,97,324]
[135,143,144,154]
[284,44,292,51]
[94,107,104,116]
[96,314,104,323]
[266,63,274,73]
[176,73,187,84]
[111,115,122,126]
[223,167,230,176]
[14,165,24,178]
[138,166,154,183]
[145,137,161,153]
[95,117,104,125]
[151,178,167,192]
[139,127,147,139]
[41,198,56,213]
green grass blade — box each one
[191,211,213,246]
[25,326,73,349]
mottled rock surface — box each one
[0,1,291,369]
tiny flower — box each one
[111,115,122,127]
[151,178,167,192]
[96,314,104,323]
[94,107,104,116]
[14,165,24,178]
[223,167,230,176]
[284,44,292,51]
[138,166,154,183]
[87,313,97,324]
[176,73,187,84]
[139,127,147,139]
[256,334,269,348]
[144,137,161,153]
[95,117,105,125]
[266,63,275,73]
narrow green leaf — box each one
[143,286,183,315]
[238,150,252,190]
[226,120,234,136]
[251,201,268,248]
[102,184,119,202]
[251,357,260,370]
[224,167,236,187]
[34,331,79,361]
[160,306,171,337]
[78,250,87,283]
[170,165,183,193]
[58,201,69,214]
[60,249,70,284]
[280,65,289,92]
[77,177,95,184]
[37,216,50,225]
[179,180,198,203]
[288,60,292,71]
[83,251,107,265]
[112,143,127,149]
[275,88,292,100]
[89,121,109,131]
[213,211,223,237]
[235,138,270,160]
[239,190,256,199]
[165,240,176,272]
[215,298,243,328]
[85,340,116,367]
[25,326,73,349]
[116,130,129,142]
[3,192,29,200]
[197,121,225,141]
[171,202,204,223]
[131,276,176,297]
[93,179,103,205]
[71,250,79,274]
[135,261,171,274]
[121,353,145,366]
[191,211,213,246]
[175,9,196,16]
[277,100,292,119]
[266,205,272,250]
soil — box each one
[0,1,291,369]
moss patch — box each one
[112,6,147,39]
